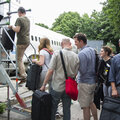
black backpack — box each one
[94,49,100,76]
[1,28,15,51]
[26,63,42,91]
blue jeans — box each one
[103,83,112,97]
[50,89,71,120]
[117,86,120,95]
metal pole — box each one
[15,45,18,92]
[8,0,11,24]
[0,28,2,64]
[7,85,10,120]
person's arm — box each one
[32,55,45,66]
[40,69,53,91]
[109,58,118,97]
[8,25,20,33]
[12,26,20,33]
[40,51,57,91]
[111,82,118,97]
[78,53,88,75]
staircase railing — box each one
[0,27,37,91]
[2,27,33,64]
[0,42,16,68]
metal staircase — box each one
[0,27,34,119]
[0,1,35,119]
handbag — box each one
[100,96,120,120]
[60,50,78,100]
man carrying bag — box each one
[100,53,120,120]
[40,38,79,120]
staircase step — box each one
[5,67,17,71]
[1,59,16,63]
[10,76,26,80]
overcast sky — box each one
[20,0,106,27]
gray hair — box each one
[62,38,70,43]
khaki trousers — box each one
[17,44,29,78]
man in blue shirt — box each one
[73,33,98,120]
[109,53,120,97]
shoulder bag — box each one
[60,50,78,100]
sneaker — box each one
[18,78,26,85]
[18,73,27,79]
[55,112,62,119]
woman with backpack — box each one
[32,37,53,91]
[98,46,113,97]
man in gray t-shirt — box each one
[9,7,30,83]
[40,38,79,120]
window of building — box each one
[31,35,34,41]
[39,37,40,42]
[35,36,37,41]
[59,42,61,46]
[54,41,56,45]
[52,40,53,45]
[57,41,58,46]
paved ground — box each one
[0,81,101,120]
[0,102,101,120]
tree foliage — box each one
[35,23,49,29]
[102,0,120,52]
[104,0,120,35]
[78,11,102,40]
[51,12,81,38]
[37,0,120,52]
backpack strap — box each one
[42,48,53,55]
[60,50,68,79]
[94,49,100,74]
[41,48,53,69]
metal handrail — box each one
[0,27,37,92]
[30,42,36,59]
[2,27,33,64]
[0,42,16,68]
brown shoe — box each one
[18,78,26,85]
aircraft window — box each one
[31,35,34,41]
[57,41,58,46]
[35,36,37,41]
[54,41,56,45]
[59,42,61,46]
[39,37,40,42]
[51,40,53,45]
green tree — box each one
[78,13,94,39]
[78,11,102,40]
[35,23,49,29]
[105,0,120,35]
[102,0,120,52]
[51,12,81,38]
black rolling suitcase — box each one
[26,63,42,91]
[100,96,120,120]
[1,27,15,51]
[32,90,52,120]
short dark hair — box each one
[102,46,112,56]
[18,7,26,14]
[73,33,87,44]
